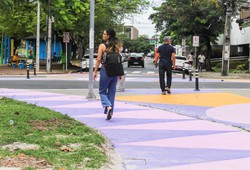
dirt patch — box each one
[2,142,39,151]
[0,153,52,170]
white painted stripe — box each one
[132,71,141,74]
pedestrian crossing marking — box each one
[132,71,141,74]
[126,71,157,75]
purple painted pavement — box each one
[1,88,250,170]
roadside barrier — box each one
[189,64,192,81]
[182,63,186,79]
[34,62,36,76]
[194,69,200,91]
[26,63,30,79]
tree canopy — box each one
[150,0,250,70]
[150,0,225,70]
[0,0,149,59]
[121,35,153,54]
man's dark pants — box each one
[158,62,172,92]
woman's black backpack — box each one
[103,52,124,77]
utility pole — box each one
[46,0,52,72]
[46,16,52,72]
[221,0,233,76]
[86,0,96,99]
[36,0,40,72]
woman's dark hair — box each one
[106,28,121,53]
[106,28,116,39]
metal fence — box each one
[211,56,249,62]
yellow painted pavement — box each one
[116,92,250,107]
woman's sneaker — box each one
[106,106,113,120]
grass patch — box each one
[0,97,108,170]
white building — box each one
[124,25,139,40]
[231,18,250,46]
[218,15,250,56]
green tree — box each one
[121,36,153,54]
[150,0,225,71]
[0,0,149,63]
[0,1,45,38]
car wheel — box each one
[142,64,144,68]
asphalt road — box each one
[0,58,250,89]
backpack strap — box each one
[101,43,107,64]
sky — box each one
[124,0,164,38]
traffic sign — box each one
[182,38,186,46]
[63,32,70,43]
[150,39,157,45]
[193,36,199,47]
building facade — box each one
[124,25,139,40]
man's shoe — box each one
[165,87,171,94]
[116,88,125,92]
[162,91,166,95]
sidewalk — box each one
[0,64,74,75]
[199,71,250,81]
[1,85,250,169]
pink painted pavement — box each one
[1,88,250,170]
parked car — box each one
[147,52,154,58]
[121,53,129,62]
[81,54,101,71]
[175,55,189,73]
[127,53,144,68]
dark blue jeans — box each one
[99,67,118,111]
[158,63,172,92]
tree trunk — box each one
[72,43,77,60]
[66,42,71,66]
[77,42,85,60]
[205,38,213,71]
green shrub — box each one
[230,60,247,69]
[236,64,245,70]
[215,62,222,68]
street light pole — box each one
[46,16,52,72]
[46,0,52,72]
[86,0,96,99]
[36,0,40,72]
[221,0,232,76]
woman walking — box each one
[93,28,122,120]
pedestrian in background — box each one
[154,36,176,95]
[11,52,18,64]
[117,75,125,92]
[187,52,194,67]
[198,53,206,72]
[117,53,127,92]
[93,28,122,120]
